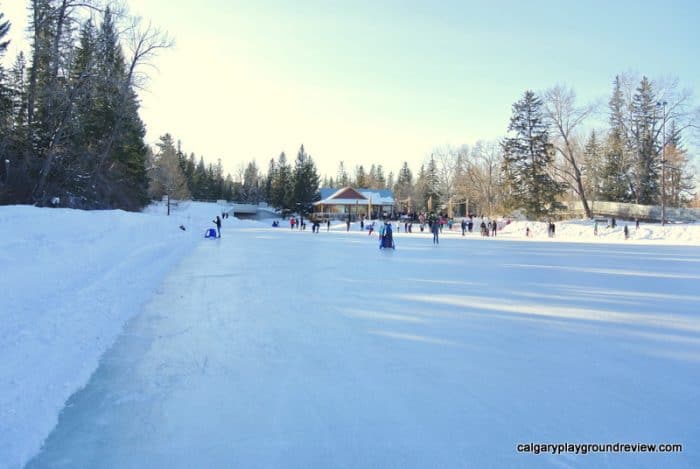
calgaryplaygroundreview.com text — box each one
[517,442,684,455]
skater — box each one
[380,221,395,249]
[525,226,530,237]
[368,222,375,235]
[480,221,487,237]
[594,221,598,236]
[346,216,351,232]
[290,218,296,230]
[635,218,640,230]
[327,219,331,232]
[361,218,365,230]
[461,219,466,236]
[624,225,629,240]
[611,217,617,229]
[431,219,440,245]
[213,215,222,238]
[491,220,497,237]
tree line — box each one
[0,2,172,209]
[148,135,322,215]
[1,3,696,218]
[215,76,698,220]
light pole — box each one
[657,101,667,226]
[4,159,9,184]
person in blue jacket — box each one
[431,219,440,244]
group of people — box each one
[593,217,636,240]
[289,217,306,230]
[479,220,498,237]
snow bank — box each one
[497,219,700,246]
[336,217,700,245]
[0,201,258,469]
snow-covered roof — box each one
[315,187,394,206]
[358,189,394,206]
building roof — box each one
[315,187,394,206]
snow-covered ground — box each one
[0,202,263,469]
[2,205,699,468]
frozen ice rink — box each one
[25,225,700,468]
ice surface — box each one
[17,221,700,468]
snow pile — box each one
[0,201,258,469]
[498,218,700,245]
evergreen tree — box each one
[292,144,320,215]
[355,165,367,187]
[241,161,261,203]
[386,171,394,191]
[630,76,659,204]
[413,164,427,211]
[264,158,276,202]
[663,121,695,206]
[375,164,386,188]
[337,161,349,186]
[600,76,632,202]
[501,90,565,219]
[148,133,190,213]
[271,151,293,211]
[192,156,208,199]
[582,130,603,201]
[394,162,413,199]
[0,12,11,191]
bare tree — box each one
[432,145,461,214]
[123,16,174,89]
[543,85,596,218]
[464,141,503,215]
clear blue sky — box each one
[3,0,699,177]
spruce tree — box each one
[630,76,659,204]
[337,161,349,186]
[413,164,427,211]
[375,164,386,189]
[148,133,190,213]
[664,121,695,206]
[582,130,603,201]
[600,76,632,202]
[264,158,276,202]
[292,145,320,215]
[501,90,565,219]
[241,161,260,203]
[355,165,367,187]
[394,162,413,200]
[271,152,292,211]
[386,171,394,191]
